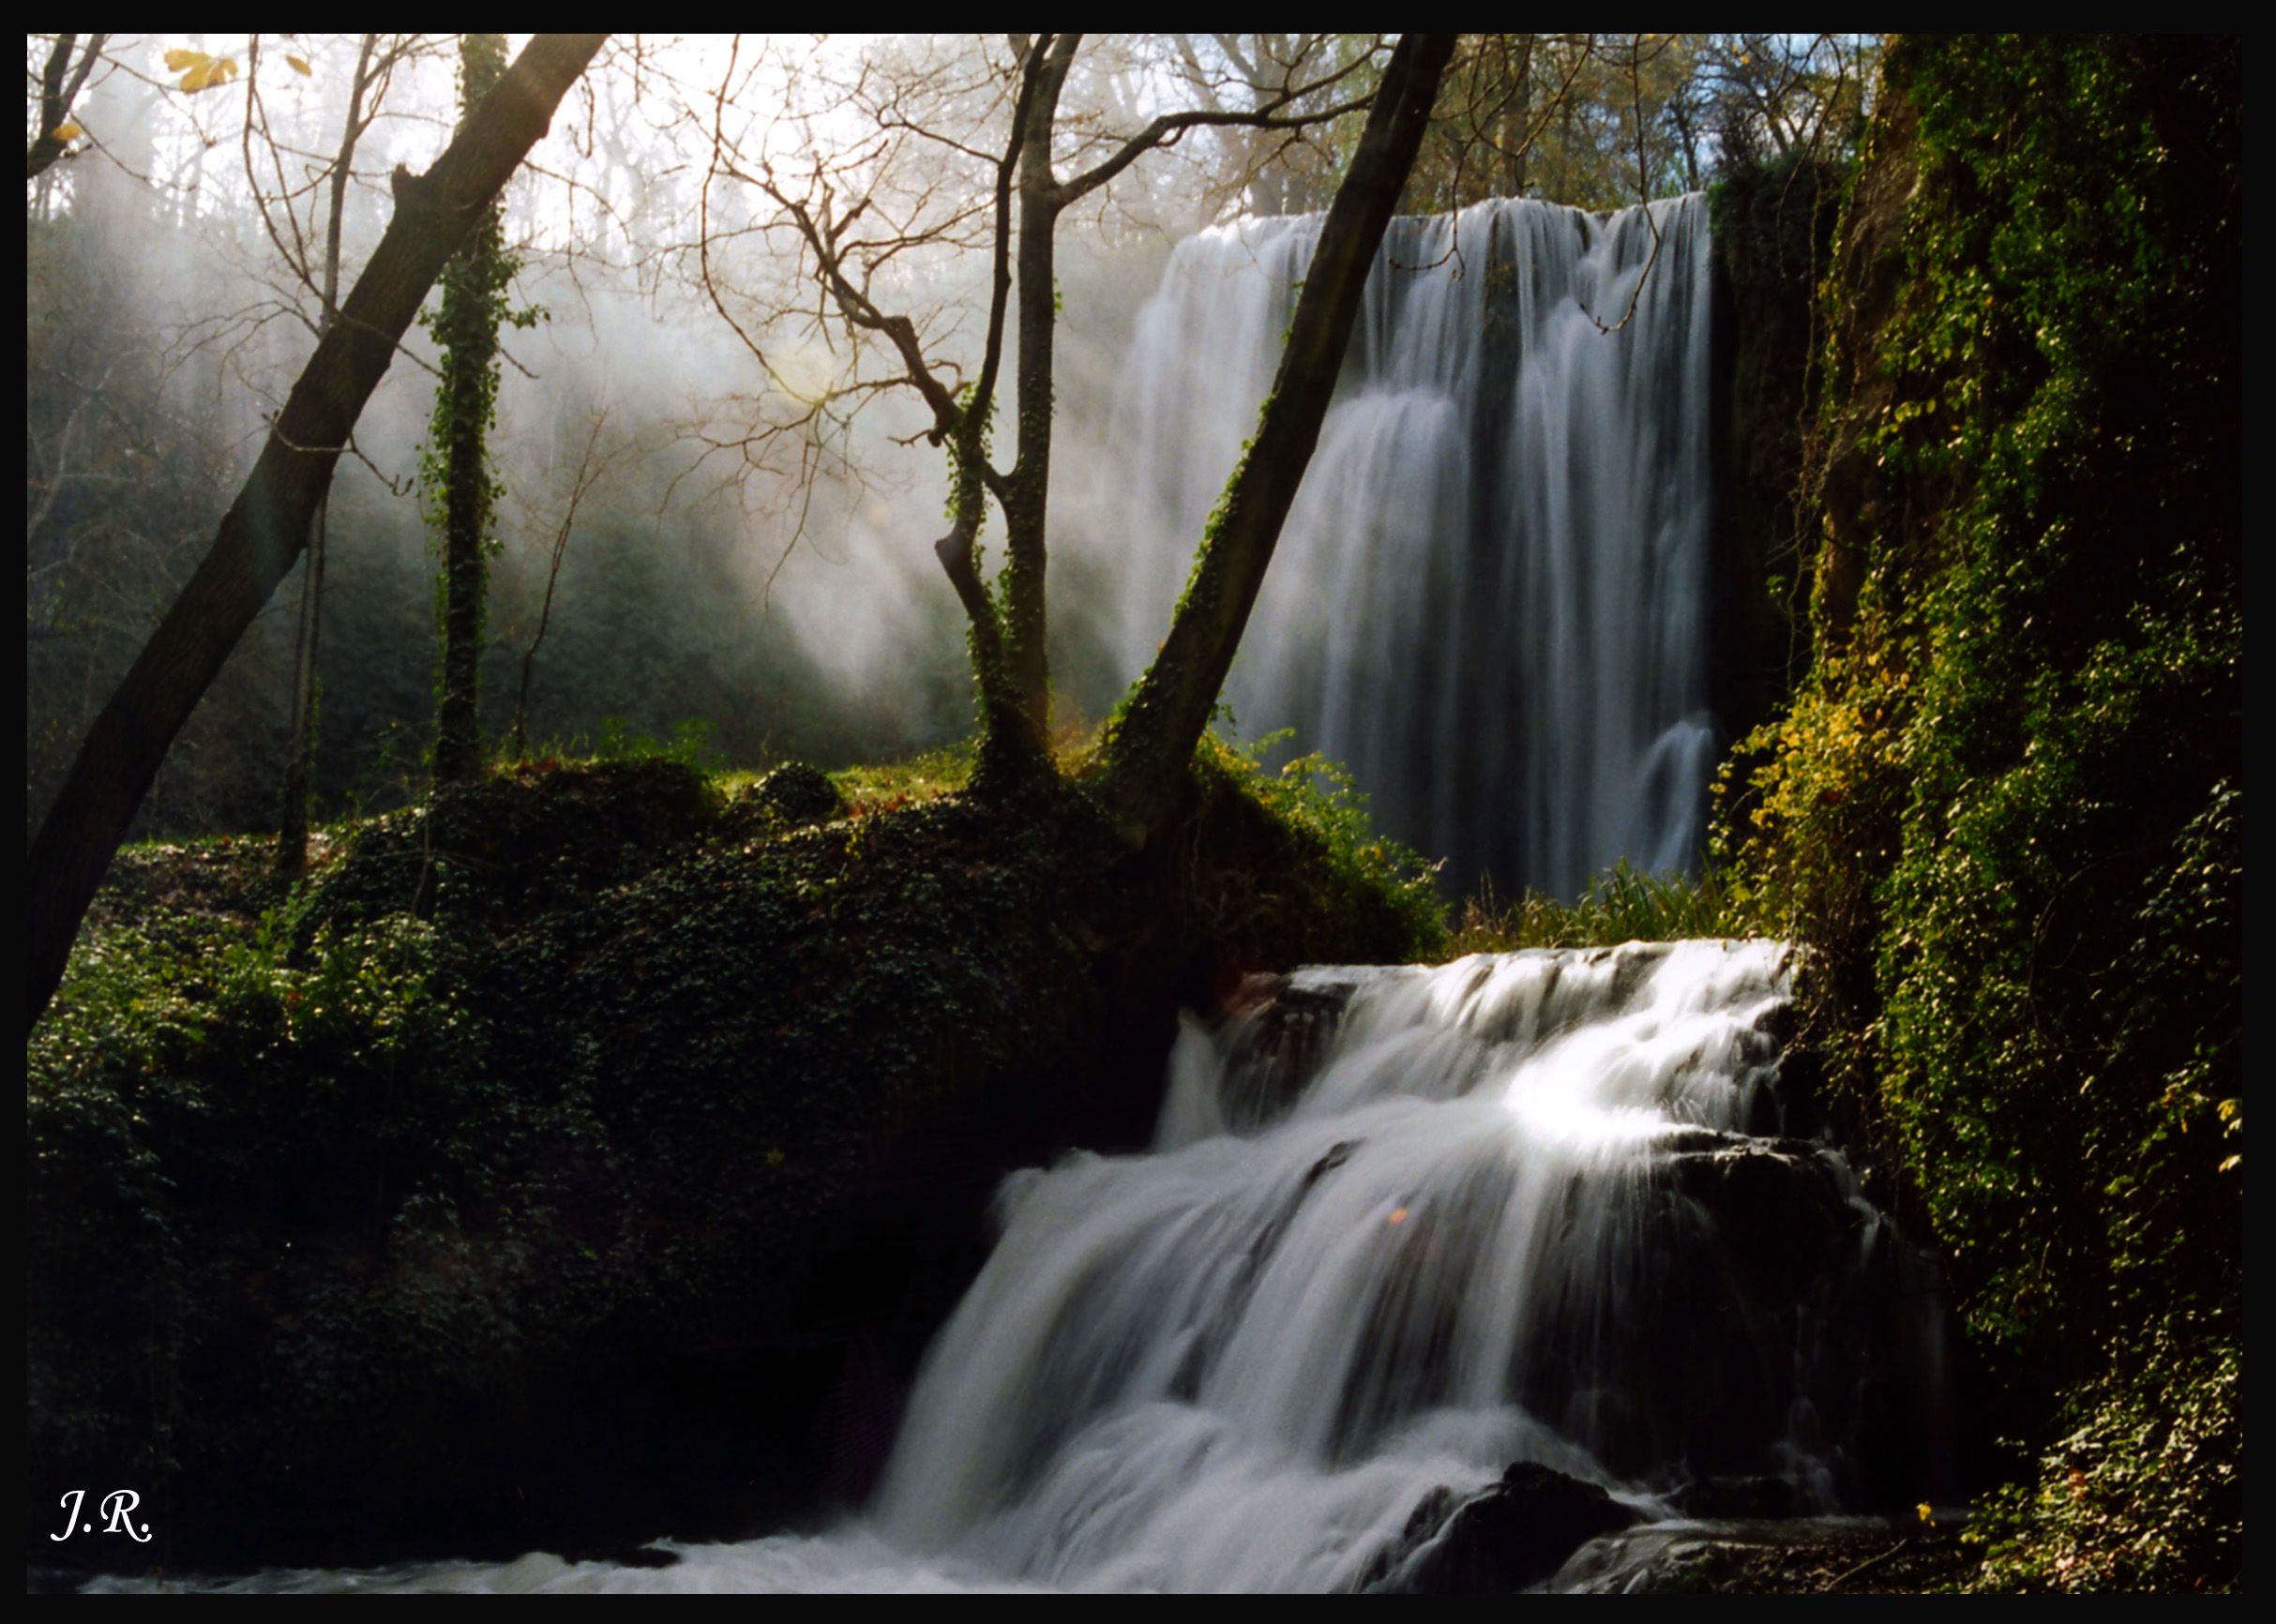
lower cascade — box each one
[144,940,1948,1593]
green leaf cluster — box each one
[1717,37,2239,1587]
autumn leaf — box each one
[50,121,83,143]
[287,54,312,77]
[170,51,240,94]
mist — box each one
[27,33,1811,882]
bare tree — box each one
[28,33,609,1035]
[697,32,1383,792]
[278,34,406,879]
[1696,35,1877,169]
[505,403,621,759]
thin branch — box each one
[26,32,108,179]
[1057,47,1381,207]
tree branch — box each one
[1057,48,1380,207]
[26,32,108,179]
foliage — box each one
[1965,1314,2240,1592]
[1191,729,1446,958]
[1712,633,1908,1019]
[29,739,1440,1566]
[1445,860,1735,956]
[1719,36,2240,1587]
[29,879,455,1495]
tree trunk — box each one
[1001,35,1078,772]
[26,34,606,1036]
[278,34,383,880]
[1095,33,1457,846]
[432,32,514,784]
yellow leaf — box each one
[287,54,312,76]
[164,48,210,72]
[178,56,238,94]
[50,121,83,143]
[1917,1502,1935,1525]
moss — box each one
[29,744,1433,1572]
[1722,37,2240,1589]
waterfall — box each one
[179,941,1943,1594]
[1095,196,1717,899]
[861,942,1935,1590]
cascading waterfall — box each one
[175,941,1943,1594]
[100,203,1939,1599]
[859,942,1936,1591]
[1097,196,1717,898]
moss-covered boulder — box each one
[29,752,1437,1574]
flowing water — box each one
[82,200,1939,1597]
[1092,195,1717,898]
[128,940,1944,1593]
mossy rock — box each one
[318,758,722,927]
[29,753,1439,1573]
[751,762,846,827]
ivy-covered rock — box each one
[28,749,1439,1574]
[749,761,847,828]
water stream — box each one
[1093,195,1717,898]
[79,197,1942,1598]
[128,941,1943,1593]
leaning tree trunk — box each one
[26,34,607,1036]
[1095,33,1458,847]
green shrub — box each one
[1444,860,1737,955]
[1192,729,1447,959]
[1720,36,2240,1588]
[1966,1314,2240,1593]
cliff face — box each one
[1707,152,1846,745]
[1722,38,2240,1590]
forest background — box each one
[26,34,2238,1592]
[25,33,1865,849]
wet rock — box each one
[1386,1462,1643,1593]
[1666,1473,1799,1519]
[1213,981,1353,1129]
[1303,1139,1360,1189]
[555,1543,681,1570]
[1665,1140,1859,1305]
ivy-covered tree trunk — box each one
[431,32,515,784]
[27,34,605,1036]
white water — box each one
[1092,197,1717,898]
[143,939,1945,1594]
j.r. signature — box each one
[52,1489,152,1543]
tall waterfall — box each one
[182,942,1943,1594]
[1097,196,1717,899]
